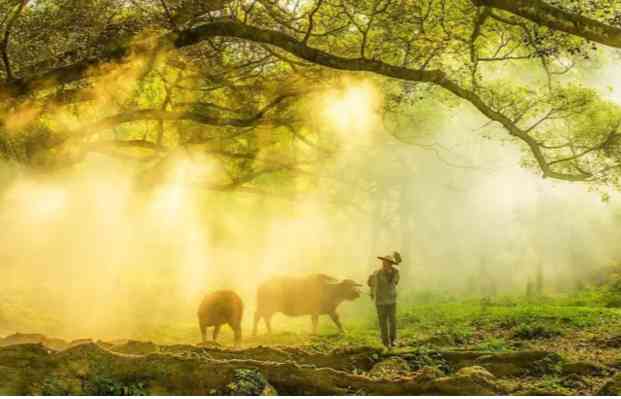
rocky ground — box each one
[2,331,621,395]
[4,296,621,395]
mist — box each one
[0,70,620,344]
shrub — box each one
[512,323,563,340]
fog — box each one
[0,60,620,343]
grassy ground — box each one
[4,290,621,394]
[4,289,621,359]
[105,292,621,367]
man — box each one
[368,252,401,349]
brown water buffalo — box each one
[252,274,362,335]
[197,290,243,346]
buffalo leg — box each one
[311,314,318,334]
[213,324,221,341]
[329,312,344,333]
[229,321,242,347]
[199,322,207,343]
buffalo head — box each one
[337,279,363,300]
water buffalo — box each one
[253,274,362,335]
[197,290,243,346]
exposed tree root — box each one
[0,333,563,378]
[1,334,381,373]
[0,343,509,395]
[155,344,382,373]
[80,341,564,377]
[435,350,562,377]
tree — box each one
[0,0,619,194]
[474,0,621,49]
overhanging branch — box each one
[174,21,589,181]
[0,19,602,182]
[474,0,621,49]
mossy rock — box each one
[425,366,506,395]
[440,350,563,377]
[0,333,68,351]
[560,373,589,390]
[226,368,277,395]
[599,373,621,395]
[562,361,609,377]
[369,357,411,379]
[414,366,445,382]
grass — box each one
[238,296,621,349]
[3,290,621,350]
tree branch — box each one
[475,0,621,49]
[548,128,620,167]
[0,19,599,181]
[66,92,297,141]
[1,0,28,81]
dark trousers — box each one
[376,303,397,347]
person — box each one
[367,252,401,349]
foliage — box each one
[473,337,509,352]
[0,0,618,191]
[226,368,274,395]
[85,375,147,396]
[511,323,563,340]
[401,347,451,374]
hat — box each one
[377,251,402,265]
[377,255,398,265]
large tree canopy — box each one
[0,0,620,192]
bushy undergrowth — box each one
[511,323,563,340]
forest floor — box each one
[3,294,621,395]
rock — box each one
[415,366,445,382]
[369,357,411,378]
[426,366,506,395]
[440,350,563,377]
[479,352,562,377]
[599,373,621,395]
[609,358,621,370]
[456,365,495,379]
[0,333,68,351]
[562,361,608,377]
[226,368,277,395]
[598,335,621,348]
[560,374,589,390]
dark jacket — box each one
[368,266,400,305]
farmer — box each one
[368,252,401,349]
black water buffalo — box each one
[252,274,362,335]
[197,290,244,346]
